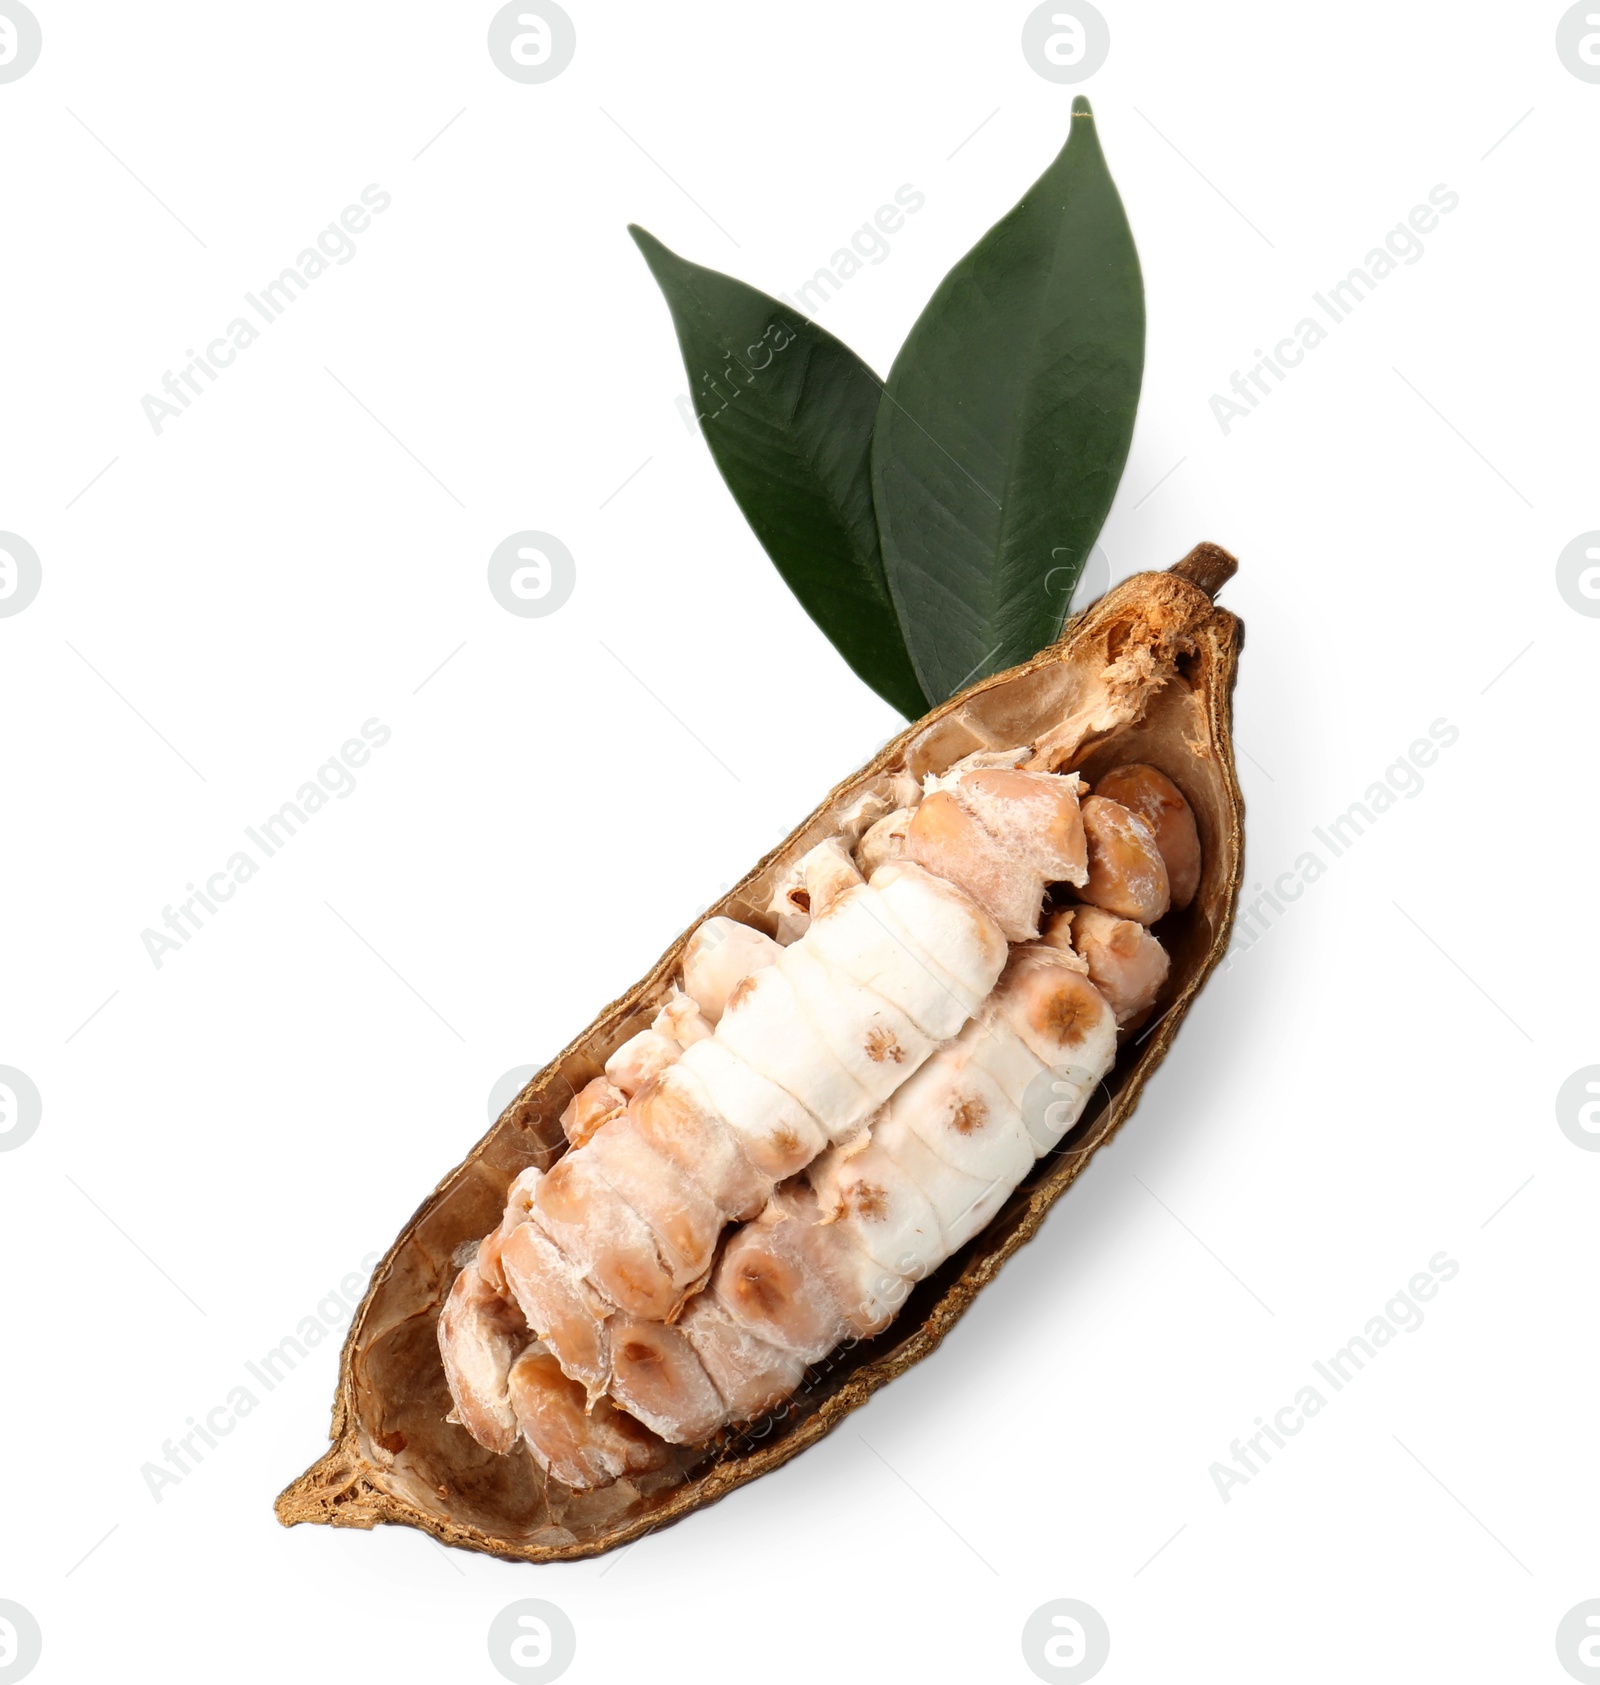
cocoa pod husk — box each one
[275,542,1245,1562]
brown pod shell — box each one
[274,543,1246,1563]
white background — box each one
[2,2,1596,1682]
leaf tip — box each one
[627,223,686,291]
[1071,95,1094,118]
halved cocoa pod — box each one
[275,542,1245,1562]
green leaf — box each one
[871,97,1144,704]
[629,226,931,719]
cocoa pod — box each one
[275,542,1245,1562]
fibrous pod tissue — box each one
[277,543,1244,1562]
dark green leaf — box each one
[871,97,1144,703]
[629,226,930,719]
